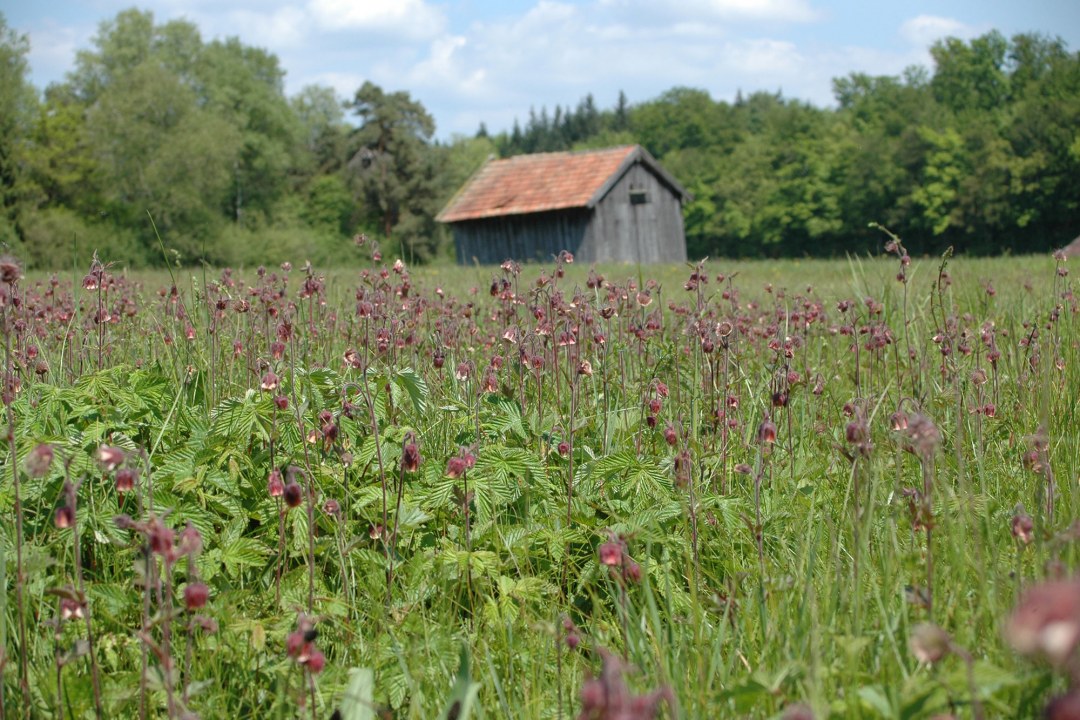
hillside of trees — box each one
[1,8,1079,268]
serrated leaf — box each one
[393,368,429,415]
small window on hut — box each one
[629,187,649,205]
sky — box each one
[4,0,1080,140]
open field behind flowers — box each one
[1,245,1078,719]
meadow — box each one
[0,242,1078,719]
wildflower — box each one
[184,582,210,611]
[267,469,285,498]
[260,370,280,392]
[904,414,941,459]
[563,617,581,650]
[55,505,75,529]
[115,467,138,494]
[0,256,21,284]
[845,419,869,447]
[446,456,467,478]
[60,597,85,621]
[909,623,952,664]
[1011,508,1034,545]
[623,558,642,584]
[663,424,678,447]
[97,445,125,471]
[557,441,571,457]
[283,481,303,509]
[1006,579,1080,667]
[286,615,325,673]
[781,704,815,720]
[401,440,422,473]
[25,443,55,478]
[598,542,622,567]
[757,418,777,445]
[343,348,362,369]
[578,359,593,377]
[305,649,326,674]
[577,647,673,720]
[323,499,341,516]
[173,525,201,561]
[144,516,173,554]
[1044,692,1080,720]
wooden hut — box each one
[437,145,690,265]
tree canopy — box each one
[1,8,1077,267]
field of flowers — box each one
[0,240,1078,719]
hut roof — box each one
[437,145,688,223]
[1063,235,1080,257]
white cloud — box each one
[600,0,819,24]
[219,6,311,48]
[24,22,88,90]
[899,15,981,48]
[407,35,488,98]
[307,0,445,39]
[305,70,366,102]
[726,38,802,75]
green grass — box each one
[2,251,1077,719]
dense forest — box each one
[1,9,1079,268]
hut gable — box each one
[438,145,690,265]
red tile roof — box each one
[438,145,643,223]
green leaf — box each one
[858,685,896,719]
[439,643,479,720]
[393,368,429,415]
[337,667,375,720]
[220,536,269,577]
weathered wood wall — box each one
[585,162,687,263]
[452,210,590,265]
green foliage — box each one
[347,82,441,263]
[5,12,1080,266]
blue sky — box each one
[4,0,1079,139]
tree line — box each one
[1,9,1078,268]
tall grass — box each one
[0,249,1076,718]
